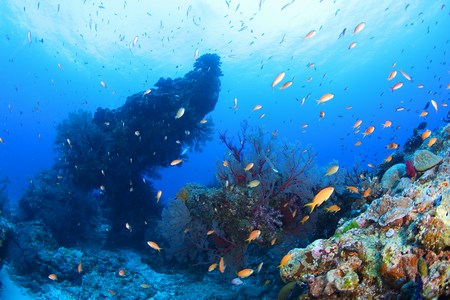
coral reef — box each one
[155,125,327,273]
[280,125,450,299]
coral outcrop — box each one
[15,54,222,247]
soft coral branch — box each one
[255,145,316,209]
[218,122,248,163]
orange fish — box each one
[301,215,309,224]
[363,126,375,137]
[317,93,334,104]
[118,269,126,277]
[304,186,334,213]
[223,160,229,167]
[279,81,293,90]
[421,130,431,140]
[219,257,226,273]
[348,42,357,49]
[207,230,215,235]
[237,268,254,278]
[244,163,254,171]
[427,137,437,147]
[325,205,341,213]
[354,141,362,146]
[292,209,297,218]
[346,186,359,193]
[252,104,262,111]
[384,155,393,163]
[387,70,397,81]
[363,188,371,198]
[246,229,261,243]
[278,253,292,268]
[353,22,366,34]
[391,82,403,91]
[319,111,325,119]
[208,263,218,272]
[147,241,162,252]
[304,30,317,39]
[271,72,285,89]
[382,120,392,128]
[270,238,277,246]
[108,290,117,295]
[77,261,83,274]
[419,111,428,117]
[386,142,399,149]
[48,274,58,281]
[170,159,182,166]
[353,119,362,129]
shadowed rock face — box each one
[17,54,223,247]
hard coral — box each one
[365,194,413,227]
[381,163,406,189]
[413,150,443,172]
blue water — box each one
[0,0,449,205]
